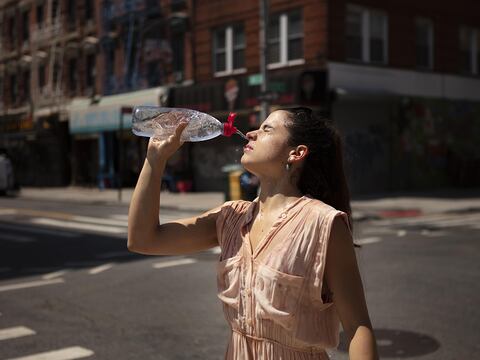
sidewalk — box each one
[12,186,480,220]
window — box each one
[86,53,96,89]
[22,10,30,44]
[10,74,17,104]
[68,58,77,93]
[36,3,44,28]
[85,0,94,20]
[38,64,46,90]
[416,18,434,69]
[213,25,245,75]
[0,77,4,108]
[268,9,304,67]
[22,70,30,102]
[8,17,16,50]
[67,0,75,23]
[52,0,59,19]
[460,26,479,74]
[346,4,388,64]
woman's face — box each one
[240,110,293,178]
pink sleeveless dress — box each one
[215,194,351,359]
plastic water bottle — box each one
[131,106,247,142]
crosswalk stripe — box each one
[5,346,94,360]
[88,263,114,275]
[109,214,129,221]
[0,233,36,243]
[355,237,382,245]
[378,213,480,226]
[0,279,64,293]
[71,215,127,227]
[30,218,125,234]
[0,223,79,238]
[0,209,18,216]
[42,270,68,280]
[153,258,197,269]
[0,326,36,341]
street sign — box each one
[248,73,263,86]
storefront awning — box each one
[68,87,169,134]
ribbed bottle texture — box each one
[132,106,224,142]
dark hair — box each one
[282,107,357,244]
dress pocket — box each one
[216,255,242,310]
[253,264,304,331]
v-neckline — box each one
[243,195,309,259]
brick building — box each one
[0,0,190,187]
[171,0,480,193]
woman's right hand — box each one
[146,121,189,170]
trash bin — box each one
[221,164,244,201]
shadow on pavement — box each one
[0,221,146,282]
[337,328,440,358]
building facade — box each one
[0,0,191,188]
[170,0,480,193]
[1,0,479,193]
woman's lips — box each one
[243,145,253,152]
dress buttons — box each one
[246,288,252,296]
[281,213,287,218]
[247,318,253,326]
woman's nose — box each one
[246,130,256,140]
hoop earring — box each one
[285,162,291,171]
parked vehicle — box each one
[0,153,15,195]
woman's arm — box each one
[128,122,222,255]
[324,216,379,360]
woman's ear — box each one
[289,145,308,161]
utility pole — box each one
[259,0,269,121]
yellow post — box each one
[229,170,243,200]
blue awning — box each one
[68,87,169,134]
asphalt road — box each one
[0,197,479,360]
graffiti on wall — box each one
[393,97,480,188]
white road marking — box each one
[210,247,221,254]
[153,258,197,269]
[0,209,18,216]
[0,233,36,243]
[109,214,129,221]
[30,218,125,234]
[361,227,395,235]
[71,215,127,227]
[5,346,94,360]
[0,278,64,293]
[88,263,114,275]
[421,229,447,237]
[0,326,36,341]
[42,270,68,280]
[397,230,407,237]
[0,223,79,238]
[355,237,382,246]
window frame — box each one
[267,9,305,69]
[346,4,388,65]
[459,26,478,75]
[415,17,434,70]
[213,24,246,77]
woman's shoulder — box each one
[220,199,252,214]
[304,196,338,215]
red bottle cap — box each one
[223,112,238,137]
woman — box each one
[128,107,379,359]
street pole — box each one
[259,0,269,121]
[118,110,123,202]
